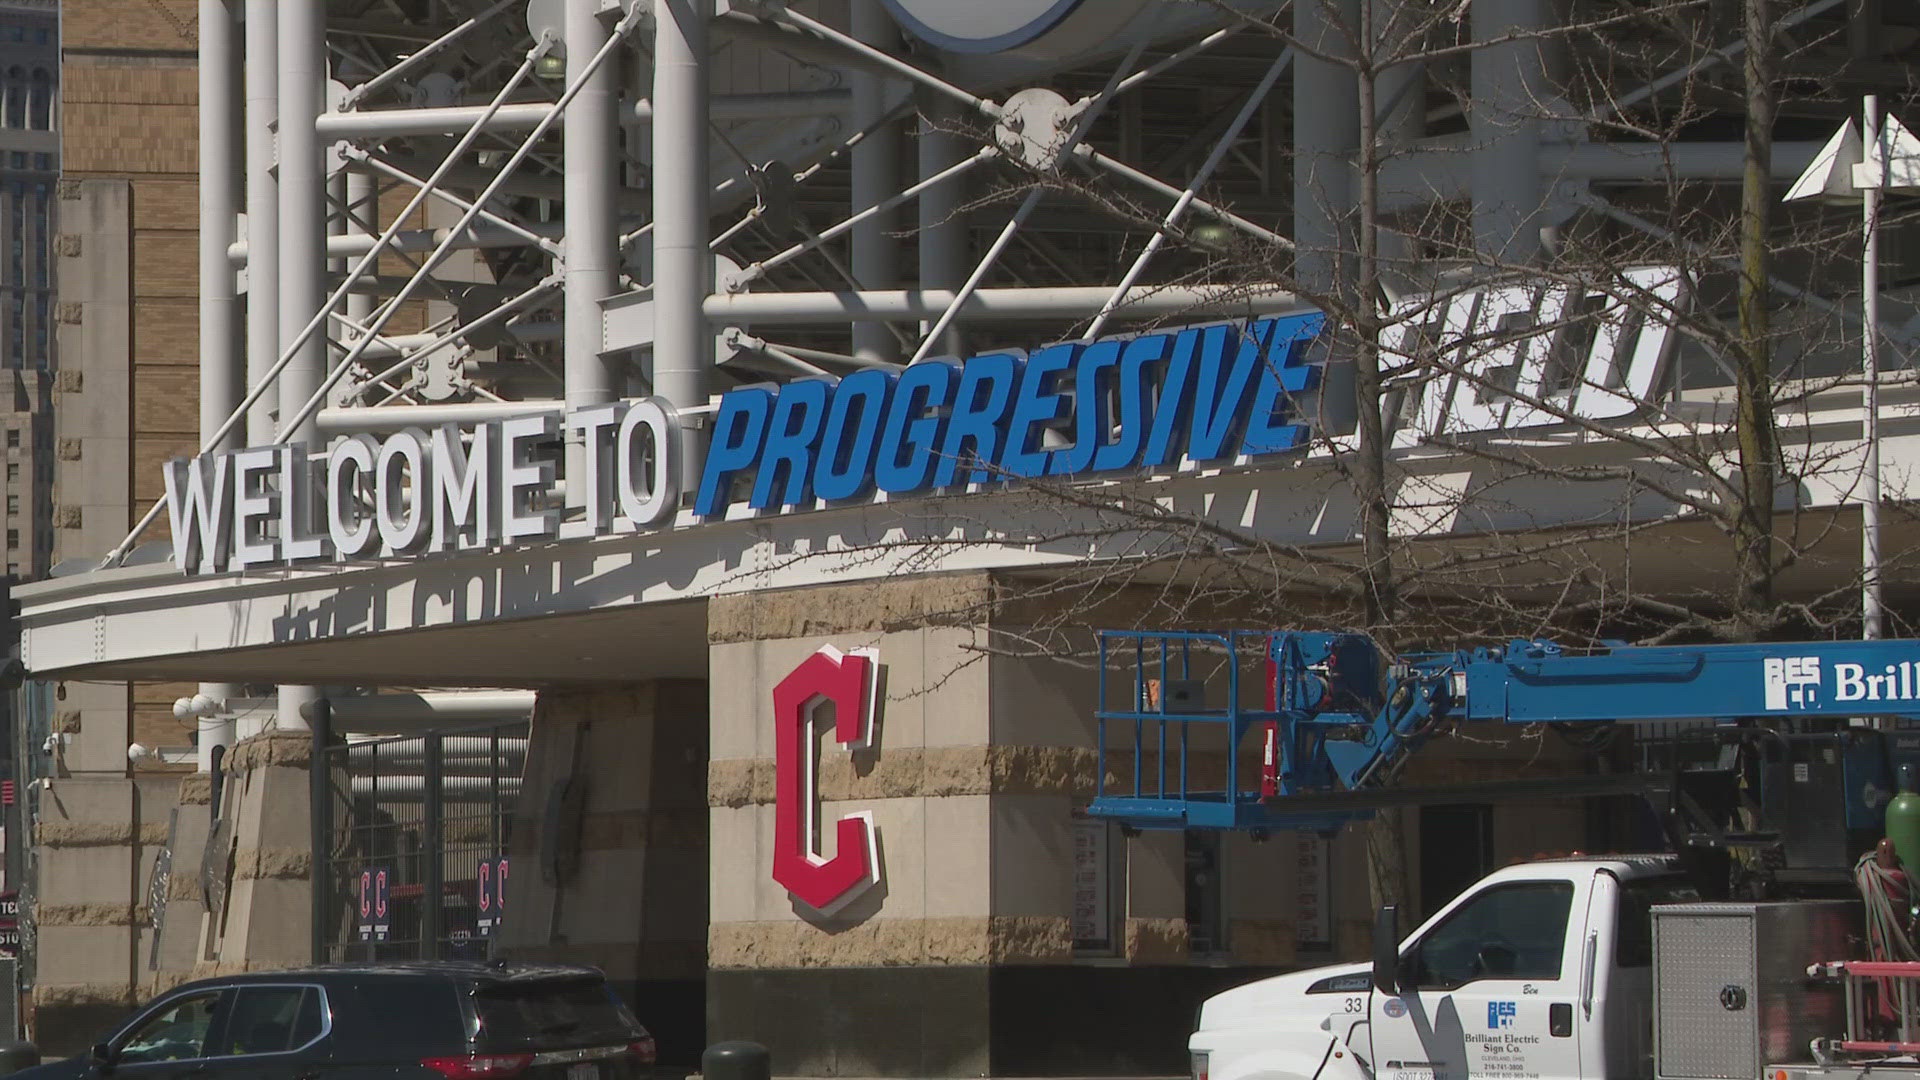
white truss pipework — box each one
[565,0,621,448]
[244,0,278,444]
[317,101,554,138]
[317,401,563,435]
[337,0,519,110]
[101,40,557,568]
[772,7,1000,120]
[356,151,565,256]
[909,36,1153,364]
[633,89,850,120]
[229,223,564,262]
[654,0,711,492]
[198,0,240,775]
[276,20,639,443]
[735,146,995,285]
[701,285,1310,323]
[320,91,853,140]
[1075,146,1291,247]
[1113,25,1242,96]
[279,0,327,445]
[342,276,559,395]
[1087,47,1294,341]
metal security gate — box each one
[316,721,526,962]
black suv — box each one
[15,963,655,1080]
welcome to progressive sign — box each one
[162,273,1679,576]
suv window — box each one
[473,980,639,1049]
[1615,876,1700,967]
[118,992,223,1063]
[221,986,325,1056]
[353,981,467,1057]
[1407,881,1574,989]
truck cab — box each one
[1190,857,1697,1080]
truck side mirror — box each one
[1372,904,1401,994]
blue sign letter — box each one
[814,369,894,503]
[875,360,957,493]
[934,353,1018,487]
[1003,343,1077,478]
[696,386,773,516]
[751,378,832,510]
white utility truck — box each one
[1086,631,1920,1080]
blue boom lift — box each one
[1087,631,1920,894]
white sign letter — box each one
[616,398,681,529]
[499,414,560,543]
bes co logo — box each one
[772,645,882,914]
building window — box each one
[4,68,22,129]
[28,70,48,131]
[6,153,21,170]
[30,153,47,172]
[7,463,18,482]
[7,530,18,549]
[32,29,48,45]
[7,495,19,516]
[6,430,18,449]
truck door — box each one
[1369,872,1591,1080]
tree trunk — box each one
[1350,0,1413,916]
[1733,0,1778,637]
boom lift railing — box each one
[1090,631,1920,847]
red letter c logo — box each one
[773,645,880,913]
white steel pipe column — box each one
[243,0,278,444]
[917,90,967,357]
[654,0,712,491]
[278,0,328,446]
[1470,0,1547,265]
[564,1,621,436]
[276,0,328,737]
[1292,0,1358,296]
[849,0,901,364]
[197,0,241,773]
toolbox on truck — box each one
[1653,901,1856,1080]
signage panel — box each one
[772,645,882,914]
[159,273,1680,575]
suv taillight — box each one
[628,1037,657,1064]
[1190,1052,1208,1080]
[421,1054,534,1080]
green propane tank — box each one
[1888,763,1920,875]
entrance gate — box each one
[314,720,527,962]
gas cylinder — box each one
[1887,763,1920,876]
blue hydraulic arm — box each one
[1088,631,1920,833]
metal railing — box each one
[315,719,526,962]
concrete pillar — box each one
[200,730,315,972]
[702,576,1281,1078]
[653,0,711,492]
[1469,0,1547,265]
[498,682,709,1067]
[1292,0,1360,297]
[243,0,278,445]
[849,0,901,364]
